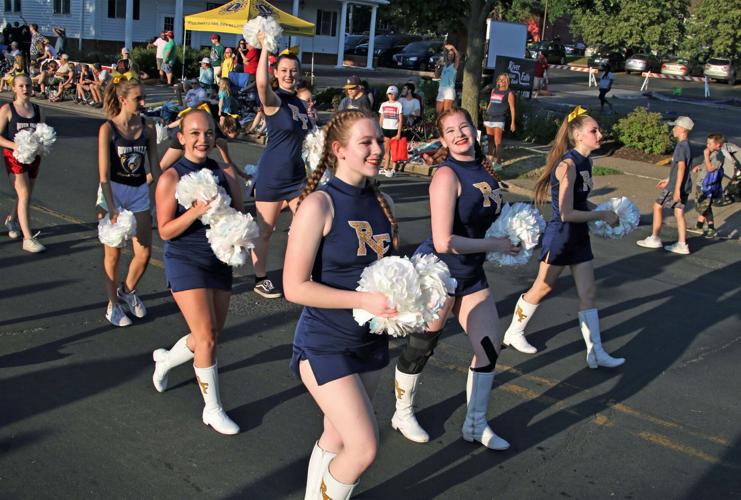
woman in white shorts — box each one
[483,73,516,170]
[435,44,460,115]
[98,77,161,327]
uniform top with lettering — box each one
[379,100,402,131]
[550,149,592,223]
[256,89,312,190]
[668,139,693,197]
[2,102,40,141]
[486,88,510,122]
[296,176,392,347]
[107,117,149,187]
[420,156,502,279]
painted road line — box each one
[637,431,740,469]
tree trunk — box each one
[461,0,489,128]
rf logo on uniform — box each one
[348,221,390,259]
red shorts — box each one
[3,147,41,179]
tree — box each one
[682,0,741,58]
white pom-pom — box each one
[200,186,233,226]
[98,209,137,248]
[411,253,457,323]
[485,202,546,266]
[12,129,40,164]
[205,210,260,266]
[353,256,425,337]
[302,128,325,172]
[242,16,283,53]
[175,169,220,209]
[589,196,640,239]
[33,123,57,157]
[155,122,169,144]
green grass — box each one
[567,56,588,66]
[592,166,623,176]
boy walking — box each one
[637,116,694,254]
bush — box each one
[131,46,209,80]
[519,104,562,144]
[314,87,345,110]
[614,107,672,155]
[417,78,438,109]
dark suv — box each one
[392,40,443,71]
[354,35,422,67]
[527,40,566,64]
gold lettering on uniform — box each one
[516,305,527,323]
[320,480,331,500]
[197,376,209,394]
[287,103,310,130]
[394,380,406,400]
[473,182,494,207]
[347,221,390,259]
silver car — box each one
[704,57,737,85]
[625,54,659,74]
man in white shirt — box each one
[148,32,169,83]
[400,82,421,124]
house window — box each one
[108,0,140,20]
[163,16,174,33]
[4,0,21,12]
[54,0,71,14]
[315,9,338,37]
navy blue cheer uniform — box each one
[540,149,594,266]
[255,89,312,202]
[164,157,233,292]
[416,157,503,296]
[290,177,392,385]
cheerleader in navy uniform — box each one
[251,31,312,299]
[501,106,626,370]
[152,109,244,435]
[391,107,519,450]
[284,111,398,499]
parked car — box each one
[344,35,368,54]
[661,56,702,77]
[527,40,566,64]
[588,51,625,71]
[354,35,422,67]
[392,40,442,71]
[564,42,586,56]
[625,53,660,74]
[704,57,737,85]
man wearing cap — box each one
[337,75,372,113]
[50,53,74,102]
[148,31,169,83]
[637,116,695,255]
[199,57,213,92]
[4,41,21,63]
[162,32,176,85]
[210,34,226,80]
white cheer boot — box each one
[579,309,625,369]
[461,369,510,451]
[152,335,194,392]
[319,464,357,500]
[305,441,337,500]
[502,295,538,354]
[390,367,430,443]
[194,363,240,435]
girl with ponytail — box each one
[391,106,518,451]
[284,111,398,499]
[501,106,626,371]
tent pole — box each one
[311,37,315,86]
[181,29,187,83]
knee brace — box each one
[472,336,499,373]
[397,330,442,375]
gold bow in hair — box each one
[567,105,588,123]
[177,102,212,119]
[111,71,138,84]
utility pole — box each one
[541,0,548,41]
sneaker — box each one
[686,226,705,235]
[703,227,717,239]
[5,216,19,239]
[106,302,132,327]
[664,242,690,255]
[384,169,395,178]
[636,235,663,249]
[22,232,46,253]
[378,168,388,176]
[253,279,282,299]
[117,284,147,318]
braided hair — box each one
[298,110,399,250]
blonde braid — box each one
[476,142,509,189]
[369,181,399,251]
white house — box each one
[1,0,389,67]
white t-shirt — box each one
[400,97,420,118]
[153,38,168,59]
[99,69,111,83]
[379,101,403,131]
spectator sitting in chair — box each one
[400,82,422,125]
[49,54,74,102]
[0,54,25,93]
[75,63,102,106]
[3,41,21,64]
[198,58,213,92]
[32,59,58,97]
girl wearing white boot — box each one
[392,107,519,451]
[284,111,398,499]
[152,109,244,435]
[502,106,625,370]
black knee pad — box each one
[472,336,499,373]
[397,330,442,375]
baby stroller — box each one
[720,163,740,205]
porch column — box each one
[365,5,377,69]
[174,0,184,48]
[335,0,348,68]
[124,0,133,50]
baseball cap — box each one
[200,57,211,65]
[344,75,361,89]
[669,116,694,131]
[386,85,399,95]
[121,47,130,54]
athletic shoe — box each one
[378,168,388,176]
[703,227,717,239]
[22,232,46,253]
[686,226,705,235]
[106,302,132,327]
[5,216,19,239]
[636,235,663,249]
[117,284,147,318]
[254,279,282,299]
[384,169,395,178]
[664,242,690,255]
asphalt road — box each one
[1,103,740,499]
